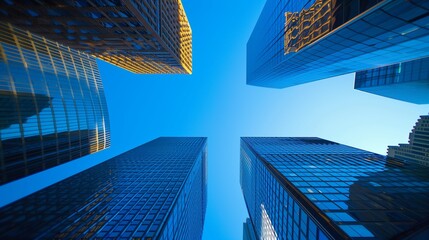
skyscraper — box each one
[0,0,192,74]
[0,137,207,239]
[240,137,429,239]
[388,114,429,166]
[0,22,110,185]
[243,218,257,240]
[247,0,429,88]
[355,57,429,104]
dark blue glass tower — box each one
[0,137,207,239]
[247,0,429,88]
[240,137,429,239]
[355,57,429,104]
[243,218,257,240]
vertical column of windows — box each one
[57,44,82,159]
[0,27,26,179]
[8,29,34,175]
[26,34,54,142]
[52,43,78,136]
[77,52,99,152]
[47,39,76,162]
[41,37,72,163]
[241,139,334,240]
[17,31,47,174]
[63,46,89,156]
[70,51,96,153]
[32,34,61,164]
[26,29,58,168]
[0,43,5,175]
[158,147,206,240]
[86,55,106,150]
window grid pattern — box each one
[159,143,207,240]
[247,0,429,88]
[0,0,192,74]
[355,57,429,104]
[0,137,207,239]
[241,137,429,239]
[240,140,329,240]
[388,114,429,166]
[0,22,110,184]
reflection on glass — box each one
[261,204,278,240]
[240,137,429,239]
[348,158,429,239]
[285,0,333,54]
[0,22,110,184]
[0,90,51,130]
[284,0,384,54]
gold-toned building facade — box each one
[284,0,334,54]
[0,0,192,74]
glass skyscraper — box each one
[355,57,429,104]
[0,23,110,185]
[243,218,257,240]
[0,0,192,74]
[388,114,429,166]
[240,137,429,239]
[0,137,207,239]
[247,0,429,88]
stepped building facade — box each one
[388,114,429,166]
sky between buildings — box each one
[0,0,428,239]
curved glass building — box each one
[0,23,110,185]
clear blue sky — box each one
[1,0,428,239]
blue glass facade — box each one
[0,23,110,185]
[355,57,429,104]
[247,0,429,88]
[0,137,207,239]
[243,218,257,240]
[240,137,429,239]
